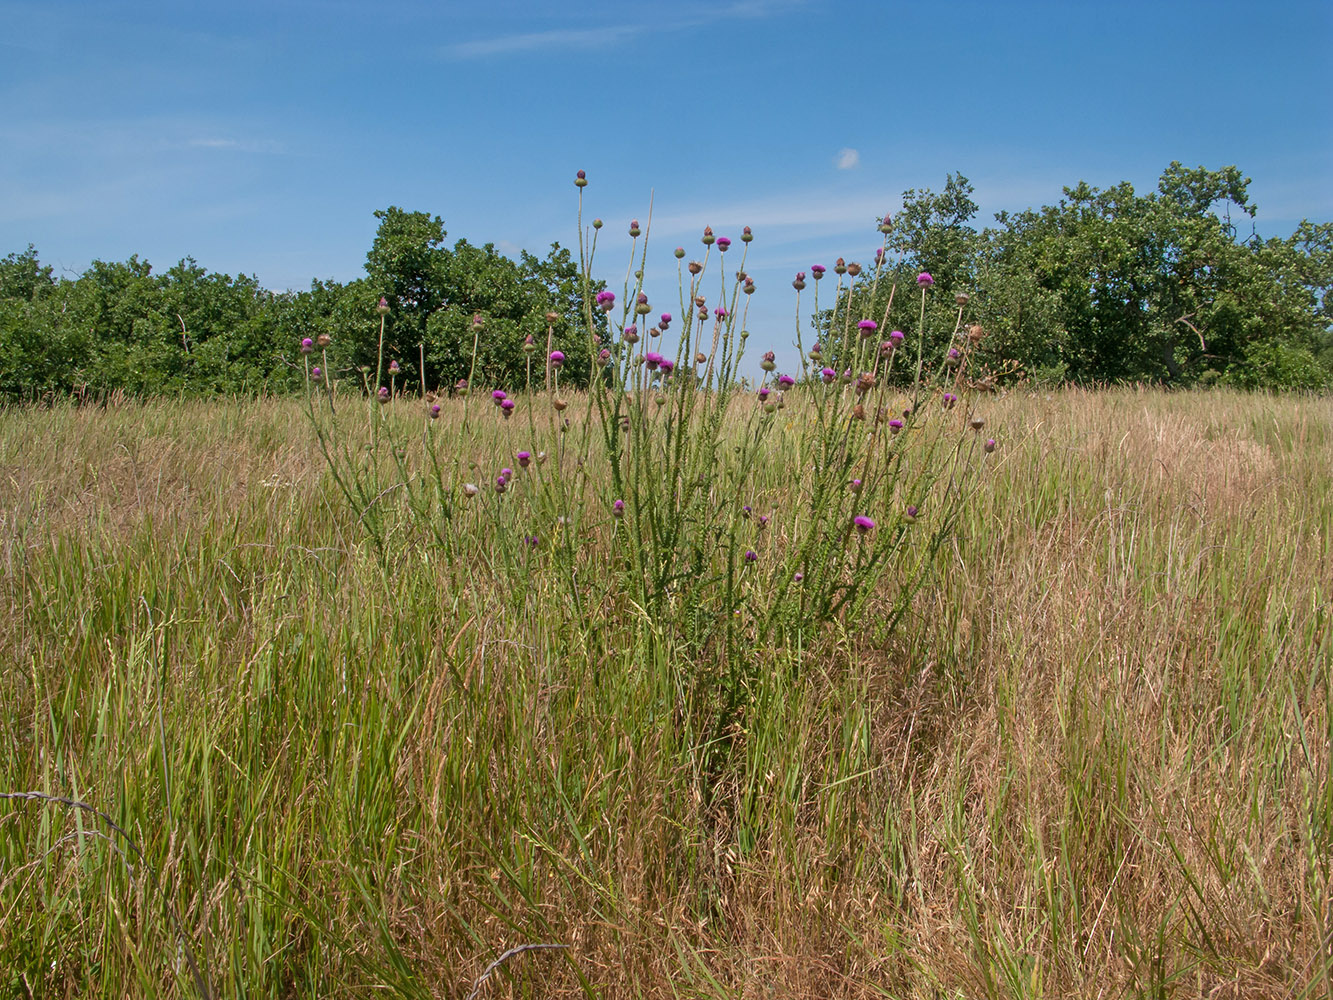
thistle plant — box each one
[305,171,998,720]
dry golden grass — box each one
[0,386,1329,998]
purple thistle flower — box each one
[761,351,776,372]
[645,352,663,370]
[716,236,731,251]
[500,468,513,483]
[757,386,771,400]
[500,399,516,416]
[377,386,390,403]
[599,348,611,362]
[890,330,905,345]
[948,348,961,359]
[549,350,565,368]
[985,438,997,453]
[517,451,531,468]
[492,389,507,404]
[917,272,934,287]
[575,169,587,187]
[613,499,625,518]
[376,297,390,314]
[430,403,441,418]
[792,271,806,291]
[714,306,727,320]
[904,505,919,523]
[495,477,507,494]
[301,338,314,354]
[388,360,400,374]
[595,290,616,311]
[793,572,803,582]
[660,312,672,328]
[310,366,322,381]
[858,319,878,336]
[744,549,758,563]
[742,504,752,518]
[757,514,769,527]
[942,392,957,409]
[853,515,875,534]
[777,374,795,388]
[889,418,903,433]
[525,534,539,548]
[629,219,641,236]
[850,478,862,493]
[659,359,674,374]
[821,367,836,384]
[811,264,826,278]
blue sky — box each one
[2,0,1330,366]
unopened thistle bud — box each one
[834,257,847,275]
[629,219,641,237]
[702,226,715,245]
[575,169,588,187]
[760,351,776,372]
[741,226,753,243]
[376,297,390,314]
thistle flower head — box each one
[517,451,531,468]
[917,272,934,287]
[388,360,400,373]
[757,386,771,400]
[660,312,672,328]
[549,350,565,368]
[821,367,836,383]
[658,359,674,374]
[301,337,314,354]
[741,226,753,243]
[500,398,516,416]
[890,329,905,345]
[811,264,826,278]
[575,169,588,186]
[744,549,758,563]
[889,418,903,433]
[492,389,507,404]
[792,271,806,290]
[760,351,776,372]
[629,219,641,237]
[674,247,686,259]
[716,236,731,251]
[595,290,616,311]
[777,374,795,388]
[702,226,715,245]
[378,386,390,403]
[317,333,331,347]
[858,319,878,336]
[500,467,513,482]
[645,351,663,370]
[310,366,322,382]
[853,515,875,534]
[714,306,727,320]
[834,257,847,275]
[429,403,440,418]
[850,478,863,493]
[377,297,390,314]
[613,499,625,517]
[985,438,997,453]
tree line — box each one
[833,163,1331,391]
[1,164,1329,402]
[0,207,596,401]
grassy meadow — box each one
[0,386,1329,998]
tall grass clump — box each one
[307,172,999,728]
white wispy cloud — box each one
[446,24,643,59]
[445,0,805,59]
[187,137,286,154]
[836,148,860,170]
